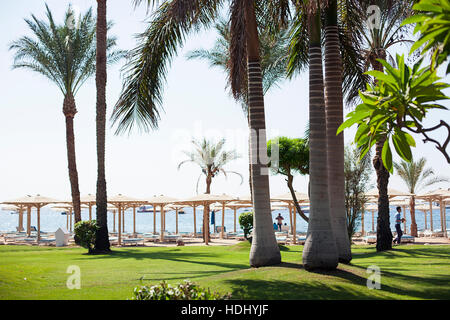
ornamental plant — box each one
[238,211,253,241]
[131,280,231,300]
[74,220,99,254]
[337,54,450,172]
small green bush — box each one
[238,211,253,241]
[74,220,98,253]
[131,280,231,300]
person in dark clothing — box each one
[276,214,284,231]
[393,206,406,244]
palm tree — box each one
[95,0,110,252]
[302,1,339,271]
[186,16,291,207]
[10,4,121,227]
[178,138,242,244]
[394,157,449,237]
[111,0,281,267]
[323,0,352,263]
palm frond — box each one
[111,0,223,135]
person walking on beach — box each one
[276,213,284,232]
[393,206,405,245]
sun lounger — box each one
[39,238,56,245]
[163,234,180,242]
[276,236,288,245]
[122,238,145,246]
[423,230,433,237]
[400,235,415,243]
[364,235,377,244]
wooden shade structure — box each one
[146,195,178,242]
[365,188,413,199]
[51,203,89,232]
[416,189,450,237]
[108,194,146,245]
[364,204,379,233]
[2,195,64,242]
[166,204,188,234]
[390,199,411,234]
[79,194,97,221]
[1,204,26,232]
[211,202,253,233]
[272,191,309,244]
[176,194,236,243]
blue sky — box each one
[0,0,448,202]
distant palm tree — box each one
[394,157,449,237]
[10,4,122,226]
[178,138,242,244]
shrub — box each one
[239,211,253,241]
[131,280,231,300]
[74,220,98,253]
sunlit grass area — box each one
[0,243,449,300]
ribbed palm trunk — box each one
[246,0,281,268]
[409,195,418,236]
[324,0,352,263]
[302,7,339,271]
[203,172,212,245]
[94,0,110,252]
[63,93,82,224]
[371,56,392,251]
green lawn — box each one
[0,243,449,300]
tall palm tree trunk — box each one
[94,0,110,252]
[324,0,352,263]
[63,93,82,223]
[371,55,392,251]
[203,173,212,245]
[302,5,338,271]
[246,0,281,268]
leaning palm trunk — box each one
[302,7,338,271]
[63,94,82,223]
[371,56,392,251]
[324,0,352,263]
[94,0,110,252]
[246,1,281,268]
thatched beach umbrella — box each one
[108,194,145,245]
[417,189,450,236]
[365,188,413,199]
[52,203,89,232]
[177,194,236,243]
[2,195,63,242]
[390,199,411,234]
[213,202,253,233]
[1,204,26,232]
[79,194,97,221]
[272,192,309,244]
[364,204,378,233]
[414,203,440,230]
[146,195,178,242]
[166,204,188,234]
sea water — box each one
[0,206,448,234]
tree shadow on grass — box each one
[73,248,250,271]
